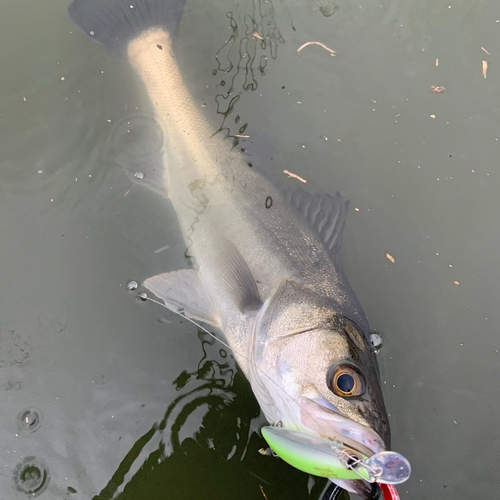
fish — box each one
[68,0,391,497]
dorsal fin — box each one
[285,188,349,256]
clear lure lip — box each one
[299,397,386,457]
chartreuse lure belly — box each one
[261,426,411,485]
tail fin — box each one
[68,0,187,56]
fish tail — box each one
[69,0,224,193]
[68,0,187,56]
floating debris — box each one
[386,253,395,264]
[60,76,65,81]
[430,114,436,119]
[297,41,336,57]
[253,32,264,40]
[154,244,170,254]
[481,47,491,55]
[453,280,460,285]
[430,85,446,93]
[138,292,148,301]
[127,280,139,291]
[283,169,307,183]
[234,134,250,138]
[260,485,270,500]
[134,172,145,180]
[435,58,439,67]
[482,60,488,79]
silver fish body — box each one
[69,1,392,497]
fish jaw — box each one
[297,397,387,499]
[299,397,386,456]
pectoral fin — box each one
[143,269,220,327]
[212,240,262,313]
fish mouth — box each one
[299,397,386,457]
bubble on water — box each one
[127,280,138,291]
[134,172,144,180]
[13,456,50,496]
[16,407,42,434]
[138,292,148,301]
[319,0,338,17]
[370,332,383,353]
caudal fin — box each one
[68,0,187,56]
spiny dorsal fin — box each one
[285,187,349,255]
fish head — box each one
[256,281,390,473]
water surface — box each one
[1,0,499,498]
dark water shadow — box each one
[92,331,327,500]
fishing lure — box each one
[141,293,410,496]
[261,426,411,484]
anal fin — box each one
[143,269,220,327]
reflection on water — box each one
[214,2,285,91]
[212,0,287,144]
[93,331,327,500]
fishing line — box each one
[141,294,342,442]
[144,295,235,353]
[141,293,386,487]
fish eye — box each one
[328,364,365,398]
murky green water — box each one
[1,0,499,498]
